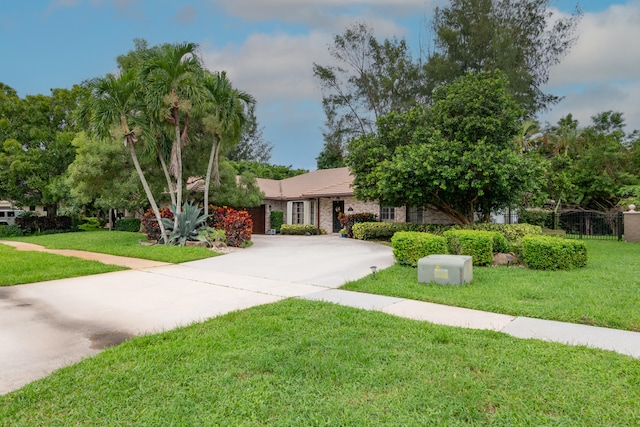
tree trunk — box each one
[173,109,183,229]
[157,147,176,206]
[128,140,168,244]
[213,138,223,187]
[204,138,217,217]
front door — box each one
[332,201,344,233]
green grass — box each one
[6,230,220,263]
[0,244,125,286]
[1,300,639,426]
[342,240,640,331]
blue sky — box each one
[2,1,638,170]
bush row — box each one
[352,221,541,244]
[391,229,586,270]
[280,224,319,235]
[114,218,141,232]
[15,216,73,234]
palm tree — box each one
[202,71,255,215]
[80,70,169,243]
[513,119,541,155]
[139,42,208,214]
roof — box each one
[257,167,354,200]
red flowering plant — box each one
[207,205,253,247]
[141,206,173,241]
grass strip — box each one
[342,240,640,331]
[0,244,125,286]
[1,299,639,426]
[7,230,220,263]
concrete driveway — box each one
[0,235,394,394]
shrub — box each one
[469,223,542,244]
[0,224,24,237]
[207,205,253,247]
[338,212,378,237]
[270,210,284,233]
[491,232,510,253]
[280,224,319,235]
[114,218,141,232]
[352,222,409,240]
[520,235,588,270]
[443,229,494,266]
[352,222,454,241]
[141,207,173,241]
[78,217,102,232]
[518,209,554,228]
[15,215,73,234]
[391,231,448,267]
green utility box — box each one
[418,255,473,285]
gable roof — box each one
[257,167,354,200]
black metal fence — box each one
[498,210,624,241]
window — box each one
[292,201,304,224]
[7,211,15,217]
[0,212,5,217]
[408,207,424,224]
[381,206,395,222]
[309,200,316,225]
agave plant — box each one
[160,201,209,246]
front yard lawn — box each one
[342,240,640,331]
[1,299,639,425]
[0,244,125,286]
[6,230,220,263]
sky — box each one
[2,0,639,171]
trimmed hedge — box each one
[521,235,588,270]
[0,224,24,237]
[443,229,494,266]
[114,218,141,232]
[352,222,454,241]
[391,231,448,267]
[270,210,284,233]
[467,223,542,244]
[15,215,73,234]
[280,224,319,235]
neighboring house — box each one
[255,167,453,234]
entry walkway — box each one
[1,236,639,395]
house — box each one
[253,167,453,234]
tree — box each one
[347,71,546,224]
[65,132,147,213]
[568,112,638,209]
[229,160,308,180]
[226,104,273,163]
[313,22,427,159]
[0,85,81,215]
[79,70,169,243]
[424,0,582,116]
[201,71,254,216]
[140,42,208,217]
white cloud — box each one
[541,81,640,131]
[547,2,640,87]
[201,31,332,104]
